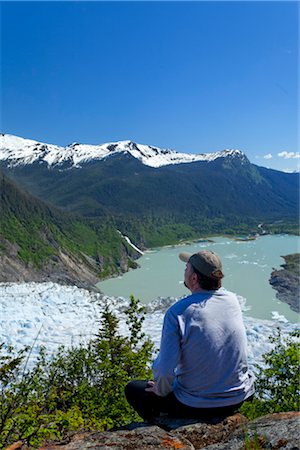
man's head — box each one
[179,250,224,291]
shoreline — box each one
[97,232,299,286]
[269,253,300,314]
[142,229,299,252]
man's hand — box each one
[145,380,160,395]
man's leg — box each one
[125,380,170,421]
[125,380,198,420]
[125,381,248,421]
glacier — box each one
[0,282,298,373]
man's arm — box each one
[151,308,181,396]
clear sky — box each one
[1,1,299,172]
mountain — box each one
[0,134,299,248]
[0,133,247,168]
[0,171,140,287]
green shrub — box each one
[0,295,154,448]
[240,329,300,420]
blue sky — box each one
[1,1,299,171]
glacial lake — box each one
[97,235,300,323]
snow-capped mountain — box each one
[0,133,247,168]
[1,132,298,239]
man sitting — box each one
[125,249,254,421]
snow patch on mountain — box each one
[117,230,144,255]
[0,134,247,169]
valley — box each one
[0,134,299,289]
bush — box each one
[240,329,300,420]
[0,295,154,448]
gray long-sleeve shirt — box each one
[152,288,255,407]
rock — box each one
[38,425,193,450]
[0,233,140,292]
[201,412,300,449]
[33,412,300,450]
[38,414,245,450]
[173,413,248,448]
[269,253,300,313]
[0,238,101,292]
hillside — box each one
[0,172,140,288]
[0,134,299,248]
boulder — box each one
[38,425,193,450]
[13,412,300,450]
[202,412,300,450]
[38,413,247,449]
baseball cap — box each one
[179,250,224,279]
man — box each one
[125,249,254,421]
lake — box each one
[97,235,300,323]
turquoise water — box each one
[97,235,300,323]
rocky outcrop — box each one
[0,171,141,291]
[9,412,296,450]
[270,253,300,313]
[203,412,300,449]
[0,238,100,291]
[154,413,248,448]
[39,426,194,450]
[0,236,140,292]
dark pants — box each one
[125,380,246,421]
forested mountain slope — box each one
[1,134,299,248]
[0,172,139,287]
